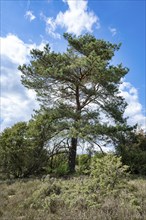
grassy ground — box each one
[0,175,146,220]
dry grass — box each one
[0,176,145,220]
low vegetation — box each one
[0,155,146,220]
[0,175,145,220]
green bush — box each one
[48,153,69,176]
[76,154,91,174]
[53,163,69,176]
[119,132,146,175]
[0,122,48,178]
[90,154,129,191]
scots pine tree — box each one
[19,33,130,173]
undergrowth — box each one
[0,176,145,220]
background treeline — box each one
[0,118,146,179]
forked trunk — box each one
[68,137,77,173]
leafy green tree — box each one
[117,130,146,175]
[24,114,51,176]
[0,120,49,178]
[0,122,29,178]
[19,33,130,173]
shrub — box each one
[0,122,48,178]
[117,130,146,175]
[76,154,91,174]
[47,153,69,176]
[90,154,129,191]
[53,163,69,176]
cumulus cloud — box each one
[25,10,36,21]
[0,34,44,131]
[109,27,117,36]
[1,34,35,65]
[1,91,38,131]
[42,0,99,38]
[119,81,146,130]
[56,0,99,35]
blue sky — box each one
[0,0,146,131]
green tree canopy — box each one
[117,129,146,175]
[19,33,132,173]
[0,120,49,178]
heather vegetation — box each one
[0,151,146,219]
[0,165,146,219]
[0,33,146,219]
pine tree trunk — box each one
[68,137,77,173]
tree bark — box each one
[68,137,77,173]
[68,85,80,173]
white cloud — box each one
[1,34,47,65]
[46,17,61,39]
[56,0,99,35]
[42,0,99,38]
[25,10,36,21]
[109,27,117,36]
[1,91,38,131]
[119,81,146,131]
[40,13,61,39]
[1,34,36,65]
[0,34,44,132]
